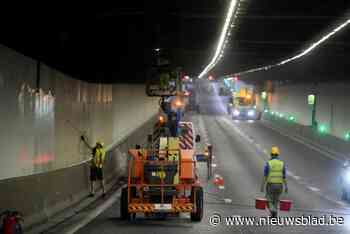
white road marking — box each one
[308,186,320,192]
[224,198,232,203]
[287,171,295,176]
[286,171,301,180]
[335,200,348,206]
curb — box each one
[261,120,345,163]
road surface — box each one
[75,80,350,234]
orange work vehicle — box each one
[120,137,204,221]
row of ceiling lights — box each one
[198,1,350,80]
[198,0,242,79]
[222,17,350,78]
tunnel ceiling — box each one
[1,1,349,83]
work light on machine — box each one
[159,115,165,123]
[175,100,183,107]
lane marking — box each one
[287,170,296,176]
[224,198,232,204]
[308,186,320,192]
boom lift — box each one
[120,59,205,221]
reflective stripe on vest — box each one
[267,159,284,184]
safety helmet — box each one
[96,141,104,147]
[271,146,280,156]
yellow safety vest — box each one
[92,148,106,168]
[267,159,284,184]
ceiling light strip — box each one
[226,17,350,77]
[198,0,240,78]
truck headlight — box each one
[247,110,255,117]
[233,109,240,116]
[344,170,350,184]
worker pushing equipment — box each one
[260,146,288,217]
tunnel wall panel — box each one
[267,82,350,140]
[0,44,159,179]
[0,117,155,229]
[0,44,159,228]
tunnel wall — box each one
[0,44,159,179]
[267,81,350,140]
[0,117,155,229]
[0,44,159,227]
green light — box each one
[261,91,267,100]
[345,132,350,141]
[264,109,269,113]
[279,113,284,118]
[318,124,328,134]
[308,94,315,105]
[288,116,295,121]
[271,111,275,115]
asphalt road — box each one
[75,80,350,234]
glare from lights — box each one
[198,0,240,79]
[175,100,182,107]
[224,17,350,78]
[233,109,240,116]
[247,110,255,117]
[318,124,328,134]
[345,132,350,141]
[288,116,296,122]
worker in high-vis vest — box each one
[81,136,107,198]
[260,146,288,217]
[90,141,106,197]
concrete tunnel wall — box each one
[267,81,350,140]
[0,44,159,228]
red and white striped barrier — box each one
[179,122,194,149]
